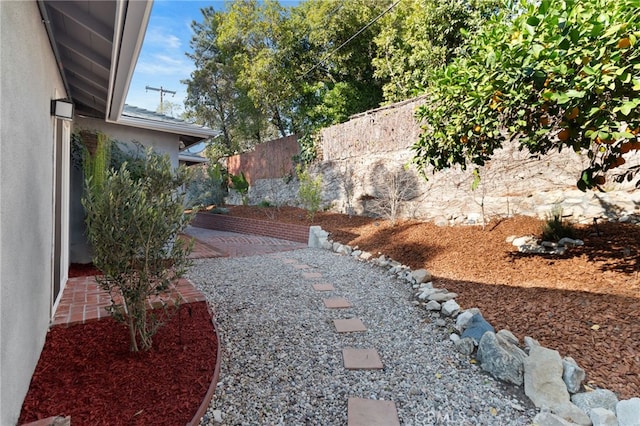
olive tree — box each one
[82,149,193,352]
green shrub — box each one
[296,165,322,221]
[82,149,193,352]
[542,206,576,241]
[229,172,249,205]
[185,163,228,209]
[81,131,111,192]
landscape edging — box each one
[310,226,640,425]
[187,302,222,426]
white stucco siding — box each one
[0,2,66,424]
[68,117,182,264]
[75,116,181,167]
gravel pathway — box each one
[188,247,536,425]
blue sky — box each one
[126,0,301,115]
[125,1,219,114]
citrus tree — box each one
[414,0,640,190]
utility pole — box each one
[145,85,176,111]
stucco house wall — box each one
[0,2,68,424]
[69,116,183,263]
[74,115,182,167]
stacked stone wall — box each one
[241,97,640,224]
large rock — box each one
[455,308,480,333]
[562,357,586,394]
[617,398,640,426]
[512,235,538,247]
[476,331,527,386]
[497,329,519,346]
[454,337,475,356]
[441,299,460,317]
[533,411,580,426]
[461,313,494,344]
[427,292,458,302]
[308,226,329,248]
[424,300,441,311]
[411,268,432,283]
[590,408,618,426]
[417,288,442,300]
[571,389,619,414]
[524,336,540,352]
[525,346,591,425]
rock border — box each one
[309,226,640,426]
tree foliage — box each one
[184,0,392,160]
[82,150,193,352]
[414,0,640,190]
[372,0,502,102]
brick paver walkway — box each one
[54,227,306,328]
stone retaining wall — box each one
[239,97,640,225]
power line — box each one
[299,0,401,80]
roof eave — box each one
[179,154,209,164]
[117,115,219,139]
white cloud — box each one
[144,26,182,49]
[135,53,194,76]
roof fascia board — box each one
[179,154,209,164]
[116,115,219,139]
[106,0,153,122]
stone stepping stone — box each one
[323,297,352,309]
[334,318,367,333]
[312,283,335,291]
[302,271,323,279]
[347,398,399,426]
[342,348,383,370]
[293,264,310,270]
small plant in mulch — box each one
[296,164,323,221]
[541,205,576,242]
[229,171,250,205]
[82,149,193,352]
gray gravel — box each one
[188,248,536,425]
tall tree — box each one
[183,6,275,156]
[372,0,503,103]
[216,0,299,137]
[296,0,389,124]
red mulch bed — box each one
[68,263,101,278]
[225,205,640,399]
[19,301,217,426]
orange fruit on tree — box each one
[460,135,469,144]
[567,107,579,120]
[539,116,550,126]
[617,38,631,49]
[558,128,570,141]
[473,125,481,133]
